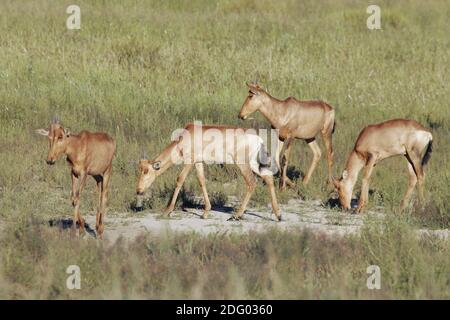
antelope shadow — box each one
[183,204,278,222]
[48,218,97,238]
[285,166,302,181]
[325,189,382,210]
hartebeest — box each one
[333,119,433,213]
[238,82,336,189]
[36,119,116,238]
[135,123,281,221]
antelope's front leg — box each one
[165,164,193,216]
[195,163,211,219]
[96,167,112,239]
[261,174,281,221]
[355,157,376,213]
[72,171,87,234]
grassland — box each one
[0,0,449,299]
[0,215,449,299]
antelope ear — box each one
[342,170,349,180]
[246,83,260,96]
[247,81,264,90]
[246,82,259,91]
[152,161,161,171]
[64,128,71,137]
[35,128,49,136]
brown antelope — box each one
[135,123,281,221]
[238,82,336,190]
[333,119,433,213]
[36,118,116,238]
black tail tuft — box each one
[422,140,433,167]
[331,120,336,134]
[257,144,270,167]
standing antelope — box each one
[333,119,433,213]
[135,123,281,221]
[36,119,116,238]
[238,82,336,190]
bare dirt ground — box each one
[75,198,449,243]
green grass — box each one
[0,0,449,299]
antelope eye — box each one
[58,135,63,140]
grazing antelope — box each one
[333,119,433,213]
[238,82,336,190]
[135,123,281,221]
[36,118,116,238]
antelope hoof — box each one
[276,214,282,222]
[96,231,104,240]
[70,225,77,237]
[96,224,104,237]
[227,215,242,221]
[355,202,366,213]
[201,211,209,219]
[164,207,174,216]
[286,179,295,188]
[78,222,86,235]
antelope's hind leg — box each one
[400,159,418,211]
[97,167,112,239]
[321,120,335,185]
[303,139,322,185]
[229,164,256,221]
[280,138,295,191]
[405,149,426,207]
[260,174,281,221]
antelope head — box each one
[238,82,268,120]
[35,118,71,165]
[332,170,352,210]
[136,159,162,195]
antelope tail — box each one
[422,139,433,167]
[257,143,278,176]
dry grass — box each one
[0,213,448,299]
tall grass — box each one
[1,0,448,227]
[0,212,448,299]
